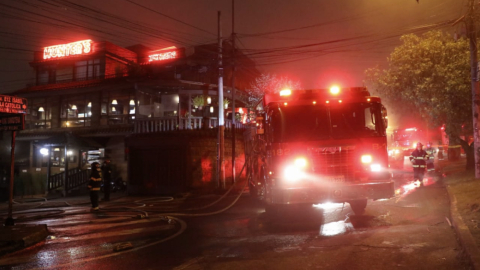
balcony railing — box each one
[134,116,245,133]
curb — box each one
[446,185,480,269]
[0,224,49,257]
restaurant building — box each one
[2,38,259,196]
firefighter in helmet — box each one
[409,142,428,186]
[424,142,436,173]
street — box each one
[0,158,471,270]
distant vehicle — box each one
[392,128,427,157]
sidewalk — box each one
[0,190,126,257]
[441,159,480,269]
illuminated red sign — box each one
[43,39,92,60]
[148,46,178,62]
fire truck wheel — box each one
[349,199,367,215]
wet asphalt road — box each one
[0,158,471,270]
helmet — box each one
[416,142,423,148]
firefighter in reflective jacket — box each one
[425,142,436,172]
[409,142,428,185]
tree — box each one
[246,73,302,108]
[364,31,471,141]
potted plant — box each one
[223,98,230,109]
[192,95,205,109]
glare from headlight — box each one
[284,166,304,182]
[294,157,307,168]
[370,164,382,172]
[361,155,372,164]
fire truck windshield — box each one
[269,103,385,142]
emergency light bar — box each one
[264,87,372,106]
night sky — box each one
[0,0,466,93]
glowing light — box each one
[405,128,416,131]
[111,99,118,105]
[370,164,382,172]
[326,100,330,104]
[239,108,243,113]
[284,102,288,106]
[284,166,304,182]
[361,155,372,164]
[67,150,73,156]
[367,98,371,102]
[38,107,44,112]
[279,89,292,96]
[43,39,92,60]
[225,103,228,109]
[87,102,92,107]
[40,148,49,156]
[210,107,214,113]
[111,107,116,112]
[329,85,340,95]
[71,105,77,110]
[66,121,70,126]
[339,100,342,103]
[130,99,135,105]
[313,101,316,105]
[294,158,308,168]
[148,46,178,62]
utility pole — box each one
[218,11,226,189]
[231,0,236,184]
[466,0,480,178]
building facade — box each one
[3,38,259,196]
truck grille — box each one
[309,148,356,180]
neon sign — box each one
[148,46,178,62]
[43,39,92,60]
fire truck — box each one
[249,86,395,215]
[392,128,427,156]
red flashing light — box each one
[280,89,292,96]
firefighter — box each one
[425,142,436,173]
[88,162,102,211]
[409,142,428,186]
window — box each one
[61,95,93,127]
[26,98,51,129]
[75,59,101,80]
[100,90,135,125]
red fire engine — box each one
[249,86,395,215]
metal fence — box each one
[48,168,89,194]
[134,116,245,133]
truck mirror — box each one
[381,106,388,128]
[256,116,264,135]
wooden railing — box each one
[134,117,245,134]
[48,168,89,194]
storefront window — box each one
[61,95,92,127]
[100,90,135,125]
[26,98,52,129]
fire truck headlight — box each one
[361,155,372,164]
[284,166,304,182]
[294,157,307,168]
[370,164,382,172]
[395,149,399,154]
[388,150,393,156]
[284,157,309,181]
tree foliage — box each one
[247,73,302,108]
[364,31,471,139]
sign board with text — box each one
[0,95,27,114]
[0,114,25,131]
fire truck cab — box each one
[250,86,395,215]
